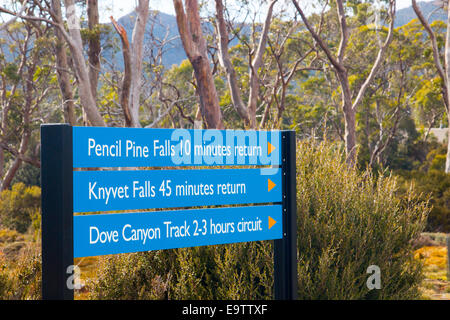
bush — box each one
[396,170,450,233]
[89,242,273,300]
[0,256,11,298]
[0,183,41,233]
[8,249,41,299]
[88,250,174,300]
[0,243,41,300]
[0,228,24,243]
[296,140,429,299]
[172,243,272,299]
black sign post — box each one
[274,130,297,300]
[41,124,74,300]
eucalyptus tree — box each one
[214,0,277,128]
[292,0,396,166]
[412,0,450,173]
[353,19,424,168]
[0,18,56,190]
[173,0,224,129]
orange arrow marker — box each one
[268,179,276,192]
[268,142,275,155]
[268,216,277,229]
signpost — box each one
[41,124,297,300]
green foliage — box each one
[419,144,447,172]
[0,183,41,233]
[171,247,217,299]
[295,140,429,299]
[7,251,41,299]
[1,63,20,84]
[212,242,273,299]
[393,143,450,233]
[89,242,273,300]
[11,163,41,187]
[0,258,10,299]
[373,117,426,171]
[172,243,273,300]
[397,169,450,233]
[0,228,24,243]
[89,251,174,300]
[0,245,41,300]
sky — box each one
[0,0,437,25]
[100,0,175,21]
[100,0,425,22]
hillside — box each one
[114,10,185,68]
[108,1,446,68]
[0,1,446,69]
[395,0,446,27]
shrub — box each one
[89,242,273,300]
[295,140,429,299]
[172,243,272,300]
[88,250,174,300]
[8,249,41,299]
[0,228,24,243]
[0,256,11,299]
[0,243,41,300]
[0,183,41,233]
[396,170,450,232]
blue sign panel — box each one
[73,205,282,257]
[73,127,281,168]
[73,168,281,213]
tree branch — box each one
[352,0,396,112]
[215,0,250,123]
[111,16,133,127]
[412,0,448,108]
[292,0,343,73]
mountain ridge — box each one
[1,2,445,69]
[110,1,446,68]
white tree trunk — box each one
[64,0,105,127]
[446,126,450,173]
[247,0,277,129]
[129,0,149,128]
[173,0,224,129]
[445,1,450,173]
[215,0,249,124]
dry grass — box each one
[414,244,450,300]
[74,256,100,300]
